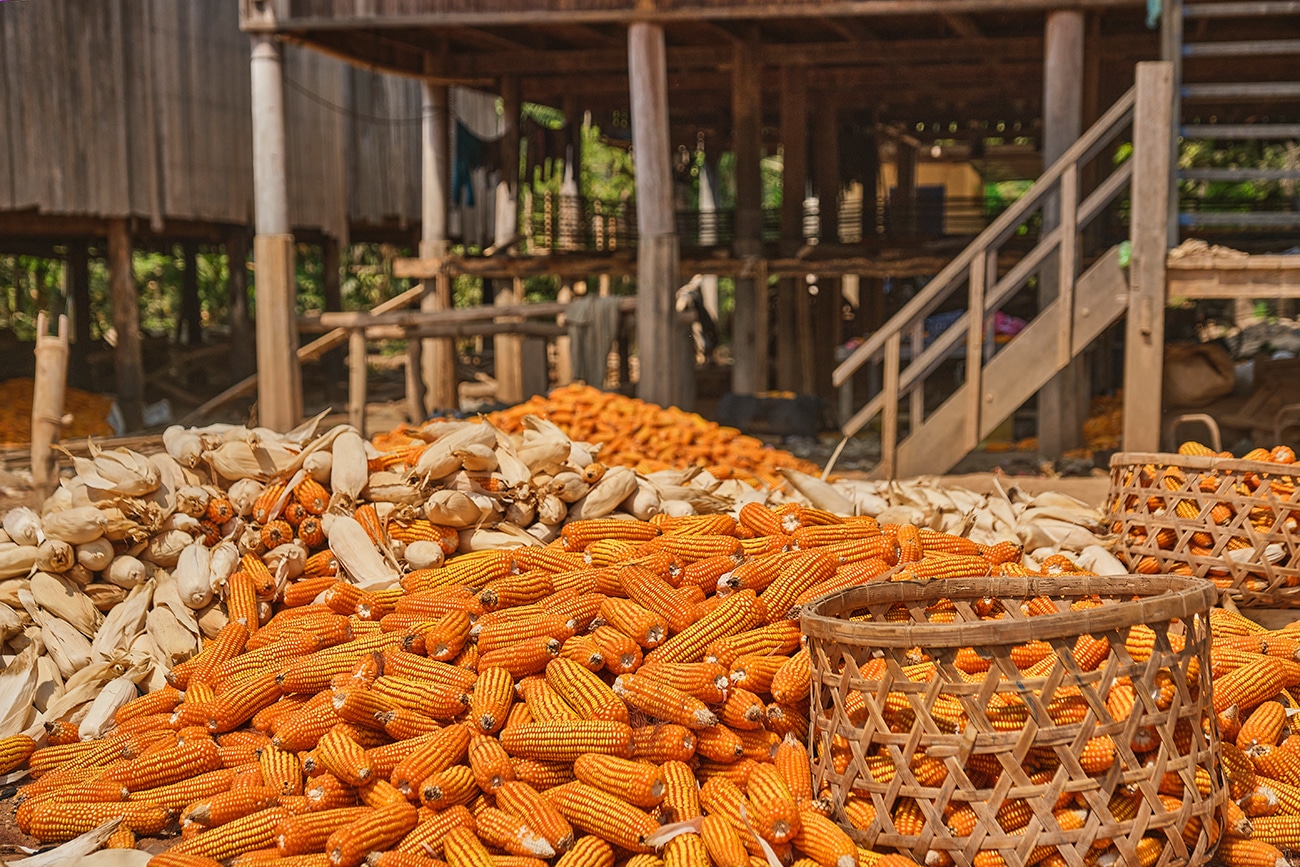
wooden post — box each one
[629,22,685,409]
[348,329,367,435]
[66,241,91,388]
[179,241,202,346]
[698,155,720,324]
[30,312,68,501]
[731,36,764,395]
[493,77,522,404]
[894,143,918,236]
[321,236,345,407]
[778,65,811,394]
[813,93,842,405]
[1037,9,1086,458]
[250,33,301,431]
[555,283,574,385]
[421,76,457,415]
[107,218,143,432]
[1123,62,1174,453]
[227,231,254,382]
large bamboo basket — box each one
[1108,451,1300,606]
[801,574,1223,867]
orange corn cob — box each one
[630,724,696,763]
[646,590,762,665]
[612,674,717,729]
[469,734,516,792]
[589,626,642,675]
[469,666,514,734]
[553,835,614,867]
[390,724,472,796]
[572,753,665,808]
[544,781,658,852]
[326,801,419,867]
[419,764,479,810]
[183,787,282,828]
[474,806,556,858]
[745,762,801,844]
[274,806,373,855]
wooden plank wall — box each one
[0,0,421,237]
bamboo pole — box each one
[31,312,69,501]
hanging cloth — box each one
[566,295,624,387]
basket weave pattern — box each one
[801,575,1224,867]
[1107,451,1300,606]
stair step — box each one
[1183,1,1300,16]
[1183,39,1300,56]
[1182,123,1300,138]
[1179,211,1300,227]
[1183,82,1300,100]
[1180,168,1300,181]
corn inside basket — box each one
[1107,451,1300,607]
[800,574,1225,867]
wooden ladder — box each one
[833,70,1172,479]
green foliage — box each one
[1180,138,1300,202]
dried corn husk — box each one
[72,444,160,496]
[63,564,93,586]
[548,473,590,503]
[362,473,424,505]
[196,603,228,639]
[78,676,137,739]
[162,425,203,467]
[402,541,444,570]
[173,543,213,609]
[151,570,199,637]
[208,439,298,481]
[537,494,567,525]
[84,583,128,611]
[2,508,42,547]
[0,579,29,608]
[330,431,369,508]
[567,467,639,521]
[303,450,332,484]
[263,543,307,581]
[37,615,93,682]
[30,572,103,638]
[0,644,37,736]
[424,490,487,529]
[175,486,211,518]
[33,654,62,713]
[140,529,192,568]
[41,506,107,545]
[0,604,24,643]
[208,542,240,592]
[104,555,147,589]
[227,478,264,517]
[620,477,661,522]
[35,540,74,574]
[457,525,541,553]
[146,606,200,668]
[454,443,498,473]
[75,537,115,573]
[328,515,399,590]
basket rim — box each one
[799,574,1218,648]
[1109,450,1293,475]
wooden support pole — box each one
[179,241,202,346]
[629,21,686,409]
[731,36,765,396]
[107,218,143,432]
[66,241,91,388]
[698,155,721,323]
[348,329,367,435]
[250,34,301,431]
[421,75,456,415]
[814,93,841,245]
[31,312,68,502]
[778,65,811,394]
[1123,62,1173,453]
[1037,9,1086,458]
[894,142,918,236]
[555,283,574,385]
[321,236,345,408]
[494,279,524,405]
[227,231,254,382]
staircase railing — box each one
[831,83,1142,478]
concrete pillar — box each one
[250,34,301,430]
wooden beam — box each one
[179,241,203,346]
[778,65,810,394]
[1123,62,1173,453]
[943,13,985,38]
[421,76,457,415]
[817,16,878,42]
[321,236,345,408]
[731,35,765,396]
[66,242,92,389]
[227,232,255,382]
[107,218,144,432]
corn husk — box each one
[537,494,567,525]
[140,529,192,568]
[779,468,856,515]
[84,583,128,611]
[414,423,498,479]
[208,439,299,481]
[330,431,369,508]
[363,473,424,505]
[35,539,74,574]
[175,485,211,518]
[196,602,229,639]
[454,443,498,473]
[33,654,62,713]
[403,541,445,571]
[146,606,200,668]
[208,542,240,592]
[151,570,199,636]
[303,449,332,484]
[163,425,204,466]
[0,604,25,643]
[72,444,160,496]
[0,578,29,608]
[548,473,591,503]
[99,507,146,544]
[526,522,561,544]
[174,543,214,609]
[328,515,400,590]
[0,545,37,581]
[0,644,38,738]
[264,542,307,582]
[64,564,93,587]
[620,478,661,522]
[104,555,147,589]
[227,478,265,518]
[567,467,639,522]
[76,537,115,572]
[78,675,138,739]
[2,507,43,547]
[30,571,103,638]
[424,490,487,529]
[37,615,93,682]
[457,525,542,553]
[41,506,108,545]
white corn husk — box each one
[504,498,536,527]
[41,506,108,545]
[0,545,37,580]
[402,541,445,571]
[303,449,332,484]
[140,529,193,568]
[414,423,498,479]
[548,473,591,504]
[363,472,425,505]
[104,555,147,589]
[566,467,639,522]
[1076,545,1128,576]
[146,452,186,516]
[35,539,74,573]
[0,529,7,543]
[264,542,307,581]
[39,616,93,681]
[63,563,94,586]
[536,494,567,525]
[3,507,43,547]
[227,478,265,518]
[196,602,229,639]
[208,439,298,481]
[75,537,115,573]
[163,425,204,466]
[424,490,488,529]
[84,583,128,611]
[33,654,63,713]
[620,478,661,522]
[456,525,542,553]
[567,441,597,468]
[99,507,146,545]
[0,578,30,607]
[0,603,25,643]
[330,431,369,508]
[454,443,498,473]
[30,571,103,638]
[0,644,38,739]
[526,522,561,544]
[151,570,200,636]
[72,444,160,496]
[78,676,138,739]
[779,468,856,515]
[328,515,400,590]
[176,485,211,518]
[147,606,201,668]
[159,512,202,535]
[660,498,696,518]
[518,433,572,475]
[174,543,214,609]
[236,524,263,557]
[208,542,240,593]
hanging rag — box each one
[566,295,624,387]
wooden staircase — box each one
[833,69,1174,478]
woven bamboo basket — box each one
[801,574,1224,867]
[1107,451,1300,607]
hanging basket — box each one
[1107,451,1300,607]
[801,574,1224,867]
